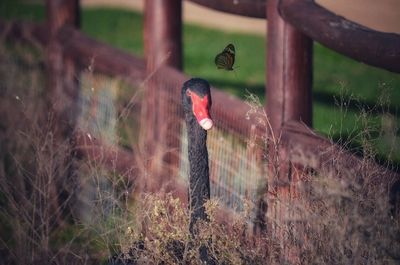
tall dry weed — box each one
[0,43,86,264]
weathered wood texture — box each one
[279,0,400,73]
[187,0,266,18]
[265,0,312,251]
[144,0,182,71]
[266,0,312,196]
[45,0,81,136]
[142,0,183,177]
[266,0,312,139]
[44,0,81,226]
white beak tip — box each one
[199,118,213,130]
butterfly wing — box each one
[215,52,229,69]
[223,44,235,68]
[224,44,235,55]
[215,44,235,71]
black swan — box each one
[182,78,215,263]
[181,78,213,233]
[109,78,214,265]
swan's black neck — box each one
[185,112,210,234]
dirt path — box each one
[317,0,400,34]
[81,0,400,35]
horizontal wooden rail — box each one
[279,0,400,73]
[0,19,47,45]
[59,27,146,85]
[187,0,267,18]
[281,120,399,185]
[0,19,146,86]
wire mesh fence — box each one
[77,68,267,215]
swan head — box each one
[182,78,213,130]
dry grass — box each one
[294,172,400,264]
[108,193,270,265]
[242,91,400,265]
[0,43,83,264]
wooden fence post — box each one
[46,0,80,135]
[266,0,312,141]
[142,0,182,189]
[265,0,312,260]
[266,0,312,183]
[45,0,80,226]
[144,0,182,71]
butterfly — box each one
[215,44,235,71]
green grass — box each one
[1,0,400,162]
[0,0,44,21]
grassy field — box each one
[1,1,400,162]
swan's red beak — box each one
[188,91,213,130]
